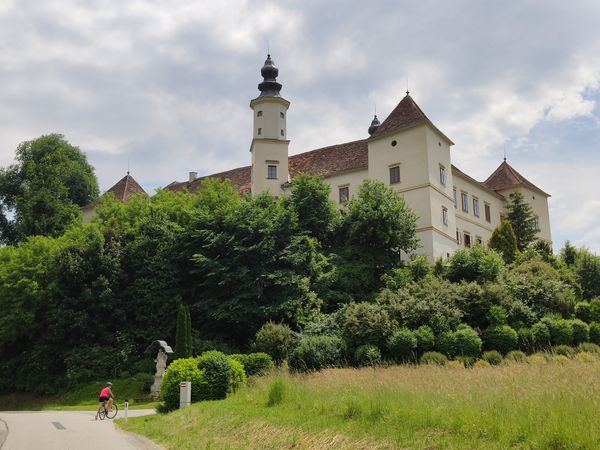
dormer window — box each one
[257,111,263,117]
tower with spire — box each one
[249,54,290,196]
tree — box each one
[290,173,339,245]
[560,241,577,266]
[0,134,99,243]
[175,304,192,358]
[506,192,538,251]
[488,221,518,263]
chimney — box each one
[189,171,197,183]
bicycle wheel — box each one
[106,403,118,419]
[97,406,106,420]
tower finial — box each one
[368,113,381,136]
[406,77,410,96]
[503,145,507,162]
[257,54,282,98]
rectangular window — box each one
[339,186,349,204]
[453,188,457,208]
[484,203,491,222]
[389,165,400,184]
[267,165,277,179]
[442,207,448,226]
[464,233,471,248]
[456,229,462,245]
[533,215,540,231]
[461,192,468,212]
[473,197,480,217]
[439,165,446,186]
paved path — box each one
[0,410,162,450]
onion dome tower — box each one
[368,114,381,135]
[249,54,290,196]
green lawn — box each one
[119,361,600,449]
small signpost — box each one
[179,381,191,409]
[124,399,129,422]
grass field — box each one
[0,374,158,411]
[119,361,600,449]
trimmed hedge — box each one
[438,325,482,358]
[229,353,273,377]
[229,358,246,392]
[419,351,448,366]
[196,351,233,401]
[288,335,344,372]
[160,358,207,411]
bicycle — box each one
[96,400,119,420]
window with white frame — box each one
[442,206,448,226]
[439,165,446,186]
[461,192,468,212]
[389,165,400,184]
[484,203,491,222]
[473,197,480,217]
[456,229,462,245]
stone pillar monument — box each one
[144,340,174,400]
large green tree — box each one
[488,220,518,263]
[506,192,538,251]
[0,134,99,243]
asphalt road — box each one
[0,409,162,450]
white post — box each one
[179,381,191,409]
[124,400,129,422]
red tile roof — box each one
[82,173,147,209]
[484,161,550,197]
[165,139,368,194]
[451,165,505,199]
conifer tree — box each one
[185,305,193,356]
[488,221,518,263]
[175,304,190,358]
[506,192,538,251]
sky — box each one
[1,0,599,253]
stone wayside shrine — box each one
[144,340,174,399]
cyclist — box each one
[96,382,114,420]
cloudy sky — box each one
[1,0,599,253]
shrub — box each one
[419,351,448,366]
[487,305,509,327]
[484,325,518,354]
[160,358,207,411]
[577,342,600,354]
[570,319,589,345]
[266,379,285,407]
[229,358,246,392]
[589,322,600,345]
[541,318,573,346]
[354,345,382,367]
[455,356,475,367]
[387,328,417,362]
[552,354,570,364]
[414,325,435,355]
[505,350,527,363]
[453,325,482,358]
[517,328,535,353]
[575,351,597,363]
[553,345,575,358]
[340,302,394,350]
[473,359,491,368]
[482,350,503,365]
[288,335,344,372]
[229,353,274,377]
[527,353,548,364]
[252,322,293,365]
[196,351,233,401]
[575,301,592,323]
[447,360,464,369]
[531,322,551,348]
[590,299,600,322]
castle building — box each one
[166,55,552,260]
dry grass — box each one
[119,360,600,449]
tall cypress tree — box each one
[506,192,538,251]
[175,304,189,358]
[185,305,193,357]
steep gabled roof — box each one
[165,139,369,194]
[369,94,454,145]
[484,160,550,197]
[451,165,505,199]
